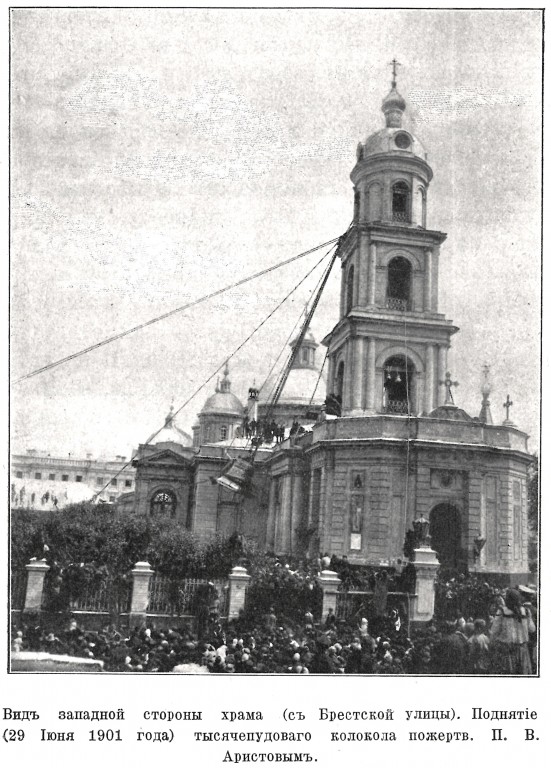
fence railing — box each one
[69,580,132,614]
[147,576,229,617]
[11,571,27,610]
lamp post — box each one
[413,513,431,548]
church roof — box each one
[147,405,194,448]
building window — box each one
[75,475,83,482]
[62,474,69,482]
[109,495,116,503]
[49,473,56,481]
[383,355,414,414]
[220,425,228,440]
[302,348,309,364]
[150,489,177,517]
[110,479,117,487]
[96,477,104,485]
[392,181,410,222]
[345,265,355,314]
[15,471,23,479]
[125,479,132,488]
[34,472,42,480]
[386,256,412,311]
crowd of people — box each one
[11,586,537,675]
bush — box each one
[244,559,321,623]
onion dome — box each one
[382,86,406,127]
[200,362,244,417]
[148,404,193,448]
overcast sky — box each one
[10,8,542,459]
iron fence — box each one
[11,571,27,610]
[69,580,132,614]
[147,576,229,617]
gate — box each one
[336,589,411,633]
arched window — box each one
[392,181,410,223]
[150,489,177,517]
[345,266,354,314]
[336,361,345,403]
[383,355,414,414]
[387,256,412,311]
[220,425,228,440]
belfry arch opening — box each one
[392,181,410,223]
[387,256,412,311]
[383,355,414,414]
[430,503,463,571]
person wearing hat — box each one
[489,588,534,674]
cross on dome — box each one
[389,57,401,88]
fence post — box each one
[411,547,439,623]
[129,561,154,626]
[24,558,50,612]
[227,566,251,619]
[317,569,341,622]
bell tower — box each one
[325,64,458,416]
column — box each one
[279,475,292,553]
[437,345,447,406]
[339,265,346,318]
[424,248,433,312]
[368,242,377,305]
[24,559,50,612]
[227,566,251,619]
[290,472,303,555]
[366,337,376,413]
[130,561,154,624]
[424,344,435,414]
[358,233,369,305]
[342,342,352,413]
[317,570,342,622]
[411,546,439,623]
[350,336,365,413]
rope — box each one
[15,236,342,384]
[93,247,333,500]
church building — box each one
[126,72,532,582]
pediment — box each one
[136,448,193,467]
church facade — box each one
[126,76,532,582]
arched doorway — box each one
[429,503,462,570]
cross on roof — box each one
[389,57,401,87]
[503,394,514,422]
[440,371,459,405]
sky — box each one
[10,8,542,459]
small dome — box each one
[361,127,427,162]
[148,405,193,448]
[382,86,406,115]
[200,361,244,417]
[201,390,244,417]
[427,405,473,422]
